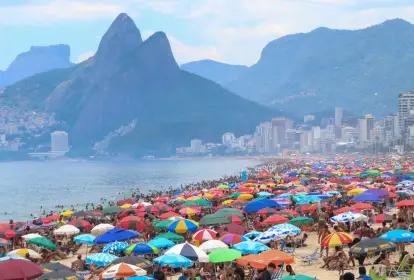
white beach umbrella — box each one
[91,223,114,236]
[22,233,42,240]
[164,242,209,262]
[8,249,41,259]
[102,262,147,279]
[331,212,368,223]
[54,225,80,235]
[199,240,228,253]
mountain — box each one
[2,13,284,156]
[181,59,248,86]
[0,45,72,88]
[227,18,414,117]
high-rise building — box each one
[312,126,321,139]
[271,118,288,151]
[335,107,343,126]
[51,131,69,153]
[398,92,414,139]
[222,133,235,145]
[304,115,315,123]
[365,114,375,140]
[358,119,367,146]
[286,129,297,148]
[190,139,202,153]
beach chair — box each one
[369,266,387,280]
[271,262,284,279]
[397,264,414,280]
[280,240,295,255]
[388,254,410,277]
[301,248,319,265]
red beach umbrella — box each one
[279,209,299,217]
[32,217,53,226]
[158,212,182,220]
[145,206,160,215]
[69,219,92,230]
[0,228,16,239]
[217,224,247,235]
[117,198,136,206]
[257,208,277,216]
[396,200,414,207]
[117,216,145,232]
[334,207,360,215]
[375,213,393,224]
[226,214,243,225]
[262,215,289,225]
[352,203,374,210]
[0,259,43,279]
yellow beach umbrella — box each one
[222,200,234,205]
[348,188,366,195]
[238,194,254,200]
[187,196,201,202]
[205,193,215,199]
[60,210,74,217]
[321,232,354,247]
[8,248,41,259]
[120,204,132,209]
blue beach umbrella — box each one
[86,253,118,266]
[148,238,175,249]
[270,223,301,236]
[233,241,270,254]
[244,231,262,239]
[153,254,193,268]
[74,234,95,245]
[257,192,272,198]
[254,230,286,244]
[244,199,280,213]
[380,230,414,243]
[94,228,140,244]
[126,243,159,255]
[103,241,129,253]
[352,193,382,202]
[330,212,367,223]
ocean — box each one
[0,158,260,222]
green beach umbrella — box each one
[27,237,56,251]
[289,217,314,227]
[232,192,241,198]
[208,248,241,263]
[183,199,211,207]
[102,206,123,215]
[156,232,184,242]
[217,184,230,189]
[216,208,244,218]
[155,219,174,230]
[199,214,230,226]
[280,275,318,280]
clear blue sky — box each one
[1,0,413,70]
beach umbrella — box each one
[41,262,72,272]
[238,194,254,200]
[209,248,241,263]
[168,219,199,234]
[199,214,229,226]
[262,215,289,225]
[129,277,155,280]
[126,243,159,255]
[54,225,80,236]
[0,238,10,246]
[158,212,181,220]
[111,256,152,269]
[395,200,414,207]
[27,237,56,251]
[60,210,74,217]
[244,199,280,213]
[153,254,193,268]
[193,229,217,241]
[0,228,16,239]
[244,231,262,239]
[334,207,359,215]
[8,248,42,259]
[380,229,414,242]
[217,224,247,235]
[280,275,318,280]
[94,228,140,244]
[74,234,95,245]
[91,223,114,236]
[226,214,243,225]
[71,210,89,218]
[156,232,184,242]
[270,223,301,236]
[86,211,104,219]
[148,238,175,249]
[37,270,82,280]
[144,206,161,215]
[86,253,118,266]
[103,241,130,253]
[321,232,354,247]
[289,217,314,227]
[199,240,228,253]
[349,238,397,256]
[164,243,209,262]
[117,216,145,232]
[179,207,201,216]
[374,213,393,224]
[352,203,374,211]
[103,206,123,215]
[295,204,311,213]
[257,192,272,198]
[102,263,147,278]
[32,217,53,226]
[120,204,132,209]
[217,184,230,189]
[222,199,234,205]
[220,233,248,245]
[233,241,270,254]
[330,212,368,223]
[155,219,174,230]
[254,230,287,244]
[237,250,294,268]
[183,199,211,207]
[216,208,244,218]
[0,259,43,280]
[352,192,382,202]
[257,208,277,216]
[279,209,299,217]
[69,219,91,230]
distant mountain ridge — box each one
[3,13,285,156]
[181,59,248,86]
[226,18,414,117]
[0,45,72,88]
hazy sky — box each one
[1,0,414,69]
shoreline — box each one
[2,158,288,223]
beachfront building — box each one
[335,107,343,126]
[222,132,235,145]
[51,131,69,154]
[398,92,414,140]
[190,139,203,153]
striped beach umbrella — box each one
[164,243,209,262]
[321,232,354,247]
[86,253,118,266]
[118,216,145,232]
[102,263,147,278]
[179,207,201,216]
[193,229,217,241]
[126,243,159,255]
[69,219,91,230]
[168,219,199,234]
